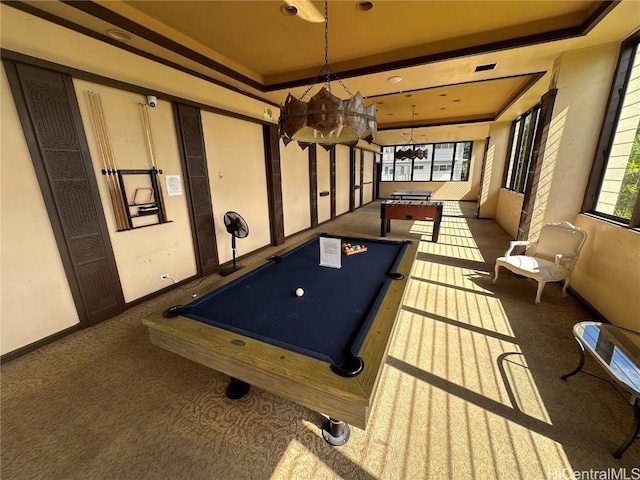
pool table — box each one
[143,233,417,445]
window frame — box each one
[381,141,473,182]
[583,30,640,229]
[502,105,541,194]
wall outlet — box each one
[160,273,169,280]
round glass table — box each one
[561,321,640,458]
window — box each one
[381,141,473,182]
[452,141,471,181]
[503,105,541,193]
[381,146,395,181]
[585,31,640,227]
[394,158,412,180]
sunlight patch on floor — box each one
[500,353,553,424]
[418,238,486,262]
[363,357,571,480]
[368,224,573,479]
[413,214,485,263]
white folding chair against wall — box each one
[493,222,588,304]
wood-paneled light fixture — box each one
[395,105,425,160]
[278,0,377,150]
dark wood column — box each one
[264,125,285,245]
[4,61,124,326]
[374,153,381,200]
[173,103,219,276]
[330,147,337,219]
[309,145,318,228]
[517,89,558,242]
[359,149,365,207]
[349,147,356,212]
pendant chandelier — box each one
[278,0,377,151]
[395,105,425,160]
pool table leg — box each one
[322,417,351,446]
[225,377,250,399]
[380,219,390,237]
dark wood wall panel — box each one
[359,149,365,207]
[374,153,380,200]
[5,61,124,326]
[518,89,558,242]
[330,148,337,219]
[173,103,219,276]
[309,145,318,228]
[349,148,356,212]
[263,125,285,245]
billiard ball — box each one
[295,288,304,297]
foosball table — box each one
[380,200,443,241]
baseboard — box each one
[125,274,199,308]
[1,324,82,364]
[567,287,609,324]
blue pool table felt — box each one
[179,235,408,369]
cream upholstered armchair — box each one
[493,222,587,304]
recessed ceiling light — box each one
[387,76,403,84]
[453,99,461,103]
[439,93,447,97]
[440,107,446,110]
[356,1,374,11]
[280,4,298,16]
[475,63,497,72]
[107,29,132,42]
[404,94,412,98]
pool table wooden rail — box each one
[143,235,418,430]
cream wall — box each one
[572,216,640,331]
[468,139,485,200]
[0,6,274,124]
[74,81,197,302]
[317,148,331,224]
[281,142,311,236]
[201,113,271,262]
[362,150,374,204]
[335,145,351,216]
[1,66,80,354]
[479,124,511,219]
[490,43,638,329]
[495,190,524,239]
[1,5,278,354]
[528,44,619,239]
[543,43,635,329]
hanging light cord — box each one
[298,0,354,100]
[408,105,416,145]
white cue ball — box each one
[295,288,304,297]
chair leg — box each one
[535,280,545,304]
[493,264,500,284]
[562,277,570,297]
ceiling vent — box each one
[475,63,497,72]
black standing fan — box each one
[219,211,249,277]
